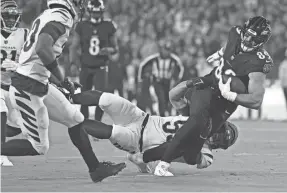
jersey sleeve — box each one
[39,21,66,43]
[75,21,83,36]
[106,19,117,35]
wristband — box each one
[218,48,224,57]
[46,59,59,71]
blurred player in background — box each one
[152,16,274,176]
[4,0,125,182]
[69,0,118,121]
[137,40,184,116]
[0,0,29,166]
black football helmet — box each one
[240,16,271,52]
[208,121,239,150]
[87,0,105,23]
[1,0,21,32]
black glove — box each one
[60,78,82,95]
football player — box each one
[137,40,184,116]
[67,89,238,172]
[152,16,274,176]
[69,0,118,121]
[0,0,29,166]
[4,0,125,183]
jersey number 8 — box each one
[89,36,100,56]
[23,19,41,52]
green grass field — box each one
[1,120,287,192]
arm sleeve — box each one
[197,147,213,169]
[39,21,66,43]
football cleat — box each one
[1,156,13,166]
[89,161,126,183]
[127,153,151,173]
[154,161,174,177]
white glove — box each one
[1,59,18,71]
[218,76,237,102]
[206,48,223,63]
[197,147,213,169]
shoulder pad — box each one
[50,8,73,28]
[103,19,117,29]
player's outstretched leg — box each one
[1,112,13,166]
[68,121,126,183]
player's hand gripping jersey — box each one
[16,8,74,84]
[1,28,28,85]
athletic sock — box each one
[1,139,39,156]
[1,112,7,144]
[73,90,103,106]
[68,122,99,172]
[82,119,113,139]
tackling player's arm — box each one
[233,72,266,109]
[169,81,188,110]
[35,21,66,82]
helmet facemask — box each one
[1,4,21,32]
[240,16,272,52]
[208,122,238,150]
[87,0,105,23]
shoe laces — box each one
[101,161,115,166]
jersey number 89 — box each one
[89,36,100,56]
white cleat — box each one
[154,161,174,177]
[1,156,13,166]
[127,153,151,173]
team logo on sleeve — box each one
[263,63,272,74]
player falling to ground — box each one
[69,0,118,121]
[3,0,125,182]
[137,40,184,116]
[0,0,29,166]
[150,16,274,176]
[62,89,238,172]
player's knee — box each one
[67,109,84,128]
[98,92,116,109]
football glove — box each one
[196,147,213,169]
[206,48,223,63]
[1,59,18,71]
[218,76,237,102]
[60,78,82,95]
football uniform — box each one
[75,19,117,68]
[75,19,117,119]
[8,8,84,154]
[0,28,28,128]
[98,92,214,167]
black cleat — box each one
[89,161,126,183]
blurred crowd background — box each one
[15,0,287,97]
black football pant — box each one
[80,67,108,121]
[153,79,171,116]
[143,88,237,164]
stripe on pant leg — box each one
[20,110,37,129]
[28,134,40,143]
[23,123,39,137]
[15,89,31,101]
[16,99,35,116]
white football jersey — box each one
[143,115,189,151]
[1,28,28,85]
[17,8,74,84]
